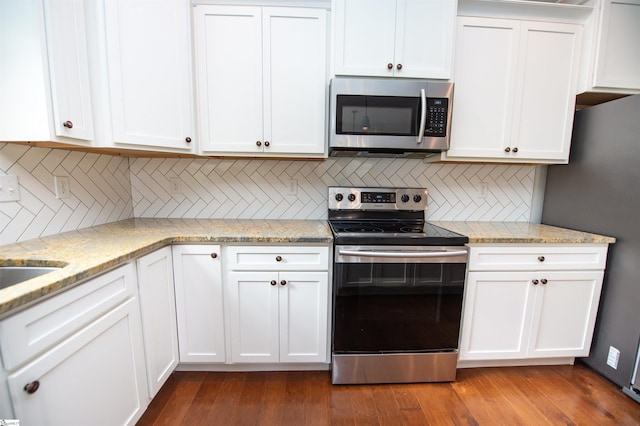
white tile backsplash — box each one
[1,143,536,245]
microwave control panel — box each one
[424,98,448,137]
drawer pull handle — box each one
[280,280,287,286]
[541,278,548,285]
[63,120,73,129]
[532,279,539,285]
[538,256,545,262]
[275,256,282,262]
[210,253,218,259]
[24,381,40,394]
[270,280,277,286]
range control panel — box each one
[328,187,428,211]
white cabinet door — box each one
[279,271,329,363]
[228,271,280,363]
[333,0,397,77]
[227,271,329,364]
[512,22,581,161]
[446,18,520,159]
[459,271,536,360]
[136,247,179,398]
[527,271,605,358]
[264,8,327,154]
[592,0,640,90]
[195,6,327,156]
[195,5,263,154]
[44,0,94,141]
[104,0,194,152]
[172,245,225,363]
[393,0,456,79]
[444,18,581,164]
[7,298,148,426]
[334,0,455,78]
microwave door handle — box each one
[417,88,427,143]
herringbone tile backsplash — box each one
[1,143,535,245]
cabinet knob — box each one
[63,120,73,129]
[504,147,511,152]
[270,280,277,286]
[280,280,287,286]
[256,141,262,147]
[541,278,548,285]
[512,147,518,153]
[387,63,393,70]
[532,279,539,285]
[396,63,403,70]
[185,137,192,143]
[210,252,218,259]
[24,380,40,394]
[538,256,545,262]
[264,141,270,147]
[275,256,282,262]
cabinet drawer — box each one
[226,246,329,271]
[468,245,608,271]
[0,263,135,370]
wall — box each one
[1,144,537,245]
[131,157,535,221]
[0,143,133,245]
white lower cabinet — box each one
[172,245,226,363]
[0,264,148,426]
[459,245,608,363]
[227,271,329,363]
[136,247,179,398]
[226,246,330,364]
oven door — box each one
[332,245,468,354]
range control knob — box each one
[335,193,343,201]
[401,194,410,202]
[348,194,356,202]
[413,195,422,203]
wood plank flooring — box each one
[137,363,640,425]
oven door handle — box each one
[337,248,467,258]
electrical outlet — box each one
[54,176,70,199]
[284,179,297,196]
[607,346,620,369]
[477,182,488,199]
[0,175,20,202]
[169,177,182,195]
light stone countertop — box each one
[0,219,614,317]
[0,218,332,317]
[431,221,616,244]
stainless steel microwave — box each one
[329,77,454,157]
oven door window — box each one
[333,262,466,353]
[336,95,420,136]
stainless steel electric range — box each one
[328,187,469,384]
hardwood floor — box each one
[137,363,640,425]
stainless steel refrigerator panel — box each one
[542,94,640,390]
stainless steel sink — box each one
[0,266,62,290]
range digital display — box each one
[361,192,396,203]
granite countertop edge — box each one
[0,219,615,317]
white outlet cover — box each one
[0,175,20,202]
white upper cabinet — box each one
[44,0,94,141]
[440,17,582,163]
[579,0,640,93]
[96,0,195,152]
[0,0,93,145]
[333,0,456,79]
[195,5,328,157]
